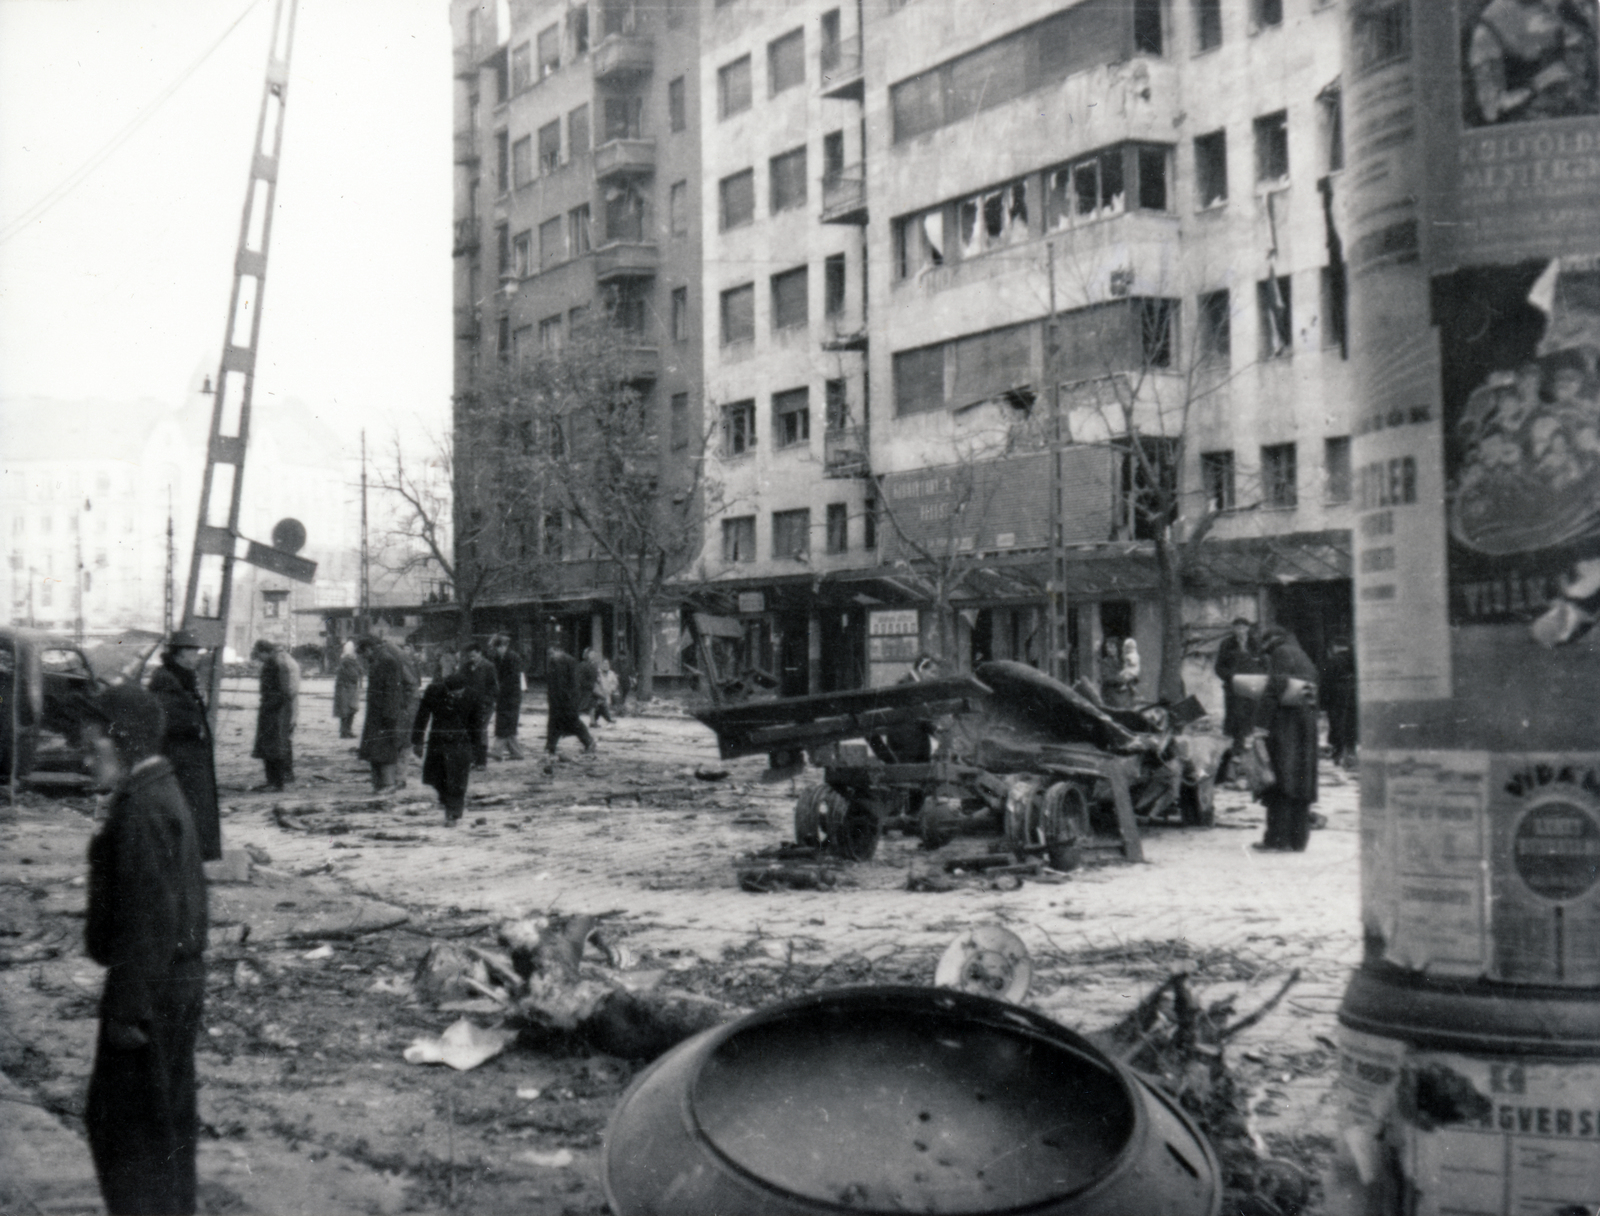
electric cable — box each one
[0,0,262,246]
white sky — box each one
[0,0,455,452]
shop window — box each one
[768,28,805,95]
[719,54,752,118]
[1201,450,1235,512]
[773,508,811,560]
[826,503,849,554]
[721,283,755,345]
[774,387,810,447]
[1261,442,1298,508]
[770,146,807,213]
[720,168,755,230]
[722,515,756,562]
[771,265,808,331]
[1254,110,1289,183]
[721,401,756,456]
[1194,130,1228,208]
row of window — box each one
[717,25,807,120]
[719,380,854,459]
[719,255,850,345]
[721,502,874,563]
[492,2,678,103]
[495,177,695,279]
[1200,437,1352,513]
[1192,0,1286,54]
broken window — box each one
[1198,289,1232,362]
[1194,130,1228,208]
[958,181,1028,257]
[774,387,810,447]
[1254,110,1289,183]
[1257,274,1293,358]
[722,515,756,561]
[895,208,946,278]
[721,402,756,456]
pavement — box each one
[0,678,1363,1213]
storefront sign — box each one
[869,609,920,636]
[737,592,765,615]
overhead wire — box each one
[0,0,263,246]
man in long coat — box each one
[1253,626,1320,852]
[147,630,222,861]
[82,683,208,1216]
[412,662,475,824]
[250,639,298,791]
[461,641,498,769]
[1213,617,1264,755]
[357,636,419,792]
[543,643,593,771]
[333,639,364,738]
[488,633,526,759]
[1319,634,1357,769]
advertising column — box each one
[1336,3,1600,1212]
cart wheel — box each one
[793,784,845,847]
[1041,782,1089,872]
[827,798,880,862]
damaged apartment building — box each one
[451,0,1359,704]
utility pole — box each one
[74,498,88,645]
[1044,241,1068,684]
[165,486,176,635]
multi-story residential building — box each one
[449,0,705,672]
[451,0,1357,705]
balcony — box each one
[592,33,654,80]
[821,165,867,224]
[819,35,863,101]
[616,345,659,383]
[452,129,481,166]
[452,217,481,258]
[593,240,658,283]
[593,138,656,182]
[824,426,869,477]
[820,318,867,352]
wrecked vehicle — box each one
[693,659,1226,868]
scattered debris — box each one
[737,864,837,893]
[934,925,1032,1003]
[301,944,334,961]
[402,1017,515,1071]
[693,766,730,782]
[515,1148,573,1168]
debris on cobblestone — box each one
[737,863,838,893]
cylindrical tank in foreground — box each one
[1337,2,1600,1212]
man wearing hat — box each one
[250,638,299,792]
[1252,625,1320,851]
[357,634,420,792]
[147,630,222,861]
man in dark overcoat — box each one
[461,641,499,769]
[250,639,298,791]
[333,640,364,738]
[577,647,600,721]
[488,633,526,759]
[1213,617,1264,755]
[357,636,419,792]
[413,661,475,824]
[543,643,594,771]
[1319,634,1357,769]
[147,630,221,861]
[1253,626,1321,852]
[82,683,208,1216]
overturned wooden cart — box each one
[692,661,1222,870]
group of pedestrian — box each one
[1213,617,1358,854]
[1098,636,1142,708]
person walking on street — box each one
[1252,625,1320,852]
[250,639,298,792]
[1214,618,1266,777]
[544,644,594,772]
[461,641,498,769]
[488,633,526,759]
[412,656,475,825]
[81,683,208,1216]
[357,636,419,793]
[147,630,222,862]
[577,647,600,722]
[592,658,618,725]
[1319,634,1358,769]
[333,639,364,739]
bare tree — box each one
[467,314,719,698]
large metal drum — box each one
[603,986,1220,1215]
